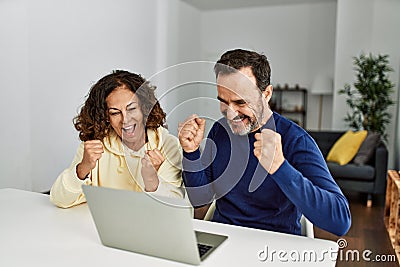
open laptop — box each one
[82,185,227,265]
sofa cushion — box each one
[353,132,380,165]
[326,130,367,165]
[308,131,343,157]
[327,162,375,181]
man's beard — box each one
[227,115,258,135]
[225,106,264,136]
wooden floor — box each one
[314,191,399,266]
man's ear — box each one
[263,85,273,102]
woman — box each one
[50,70,183,208]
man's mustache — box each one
[222,112,249,121]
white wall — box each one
[153,0,203,136]
[372,0,400,170]
[200,1,337,130]
[0,0,204,192]
[333,0,400,168]
[0,0,31,190]
[0,0,160,192]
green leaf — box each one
[339,53,395,143]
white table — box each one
[0,188,338,266]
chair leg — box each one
[366,193,372,207]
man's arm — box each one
[179,115,216,213]
[194,204,211,220]
[182,149,215,208]
[271,134,351,236]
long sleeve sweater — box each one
[183,112,351,236]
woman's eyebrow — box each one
[108,101,137,111]
[126,101,137,108]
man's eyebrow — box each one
[217,96,246,105]
[217,96,228,104]
[233,99,247,105]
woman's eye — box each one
[109,112,121,116]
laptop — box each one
[82,185,227,265]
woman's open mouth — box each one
[122,124,136,137]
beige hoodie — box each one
[50,127,183,208]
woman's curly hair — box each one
[74,70,166,141]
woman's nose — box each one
[122,110,130,124]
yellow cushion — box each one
[326,130,368,165]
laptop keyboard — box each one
[197,243,213,257]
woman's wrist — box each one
[76,163,90,180]
[144,176,160,192]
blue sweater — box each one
[183,112,351,236]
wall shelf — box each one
[270,86,307,128]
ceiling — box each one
[180,0,336,11]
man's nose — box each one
[226,105,238,120]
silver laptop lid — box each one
[82,185,202,265]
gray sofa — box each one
[308,131,388,206]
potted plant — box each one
[339,53,395,142]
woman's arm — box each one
[50,143,93,208]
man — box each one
[178,49,351,236]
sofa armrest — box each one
[373,142,388,194]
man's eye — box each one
[237,99,247,104]
[234,101,247,107]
